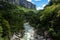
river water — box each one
[11,22,35,40]
[22,22,35,40]
[11,22,51,40]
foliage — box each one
[0,1,36,40]
[0,0,60,40]
[38,1,60,40]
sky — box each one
[27,0,50,10]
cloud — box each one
[48,0,50,2]
[35,0,41,1]
[27,0,41,2]
[36,4,47,10]
[42,4,46,7]
[36,7,44,10]
[32,2,35,4]
[27,0,32,2]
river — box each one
[11,22,51,40]
[11,22,35,40]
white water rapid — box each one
[22,22,35,40]
[11,22,51,40]
[11,22,35,40]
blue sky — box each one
[27,0,50,10]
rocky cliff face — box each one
[1,0,36,9]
